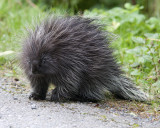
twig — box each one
[131,0,136,5]
[146,38,160,42]
[26,0,37,8]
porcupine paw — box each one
[29,92,45,100]
[50,89,66,102]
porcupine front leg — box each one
[50,83,79,102]
[50,70,80,102]
[29,77,49,100]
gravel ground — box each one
[0,77,160,128]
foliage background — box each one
[0,0,160,107]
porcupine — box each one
[20,16,148,102]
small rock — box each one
[129,112,137,117]
[31,104,37,109]
[14,78,19,81]
[13,97,18,100]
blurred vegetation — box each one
[0,0,159,107]
[84,3,160,103]
[32,0,160,17]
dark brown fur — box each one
[20,16,148,102]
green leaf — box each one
[126,46,147,55]
[132,37,145,44]
[124,3,132,9]
[0,51,14,56]
[130,69,141,76]
[130,62,140,68]
[152,80,160,88]
[138,57,145,63]
[143,55,152,62]
[144,33,159,39]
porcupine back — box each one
[20,16,148,102]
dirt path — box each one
[0,78,159,128]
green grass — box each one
[0,0,42,52]
[0,1,159,109]
[84,3,160,104]
[0,0,42,75]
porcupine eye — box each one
[28,60,31,66]
[39,58,45,67]
[42,58,46,64]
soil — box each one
[0,77,160,128]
